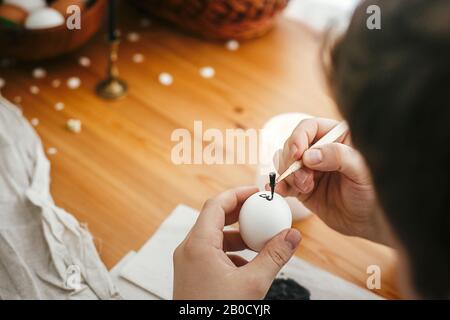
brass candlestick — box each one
[96,39,128,99]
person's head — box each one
[326,0,450,298]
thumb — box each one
[245,229,301,282]
[302,143,368,182]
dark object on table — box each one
[264,278,311,300]
[107,0,118,41]
[130,0,290,40]
[95,39,128,100]
[95,0,127,100]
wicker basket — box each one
[0,0,107,61]
[130,0,290,40]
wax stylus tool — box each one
[276,121,349,183]
[260,172,276,201]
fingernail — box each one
[284,229,301,250]
[290,144,298,159]
[304,149,322,165]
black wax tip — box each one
[269,172,276,200]
[269,172,276,184]
[264,278,311,300]
[259,172,277,201]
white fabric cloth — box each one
[0,96,119,300]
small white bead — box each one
[226,40,239,51]
[54,102,64,111]
[67,77,81,89]
[30,85,40,94]
[32,67,47,79]
[132,53,144,63]
[30,118,39,126]
[158,72,173,86]
[199,66,215,79]
[52,79,61,88]
[127,32,140,43]
[67,118,82,133]
[47,147,57,155]
[79,56,91,67]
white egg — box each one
[25,8,65,30]
[5,0,46,13]
[239,191,292,252]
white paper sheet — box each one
[119,205,198,299]
[110,251,159,300]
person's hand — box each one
[273,118,388,244]
[173,186,302,300]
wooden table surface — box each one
[0,4,399,299]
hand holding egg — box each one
[174,186,301,299]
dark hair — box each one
[328,0,450,298]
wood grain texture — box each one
[0,3,400,299]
